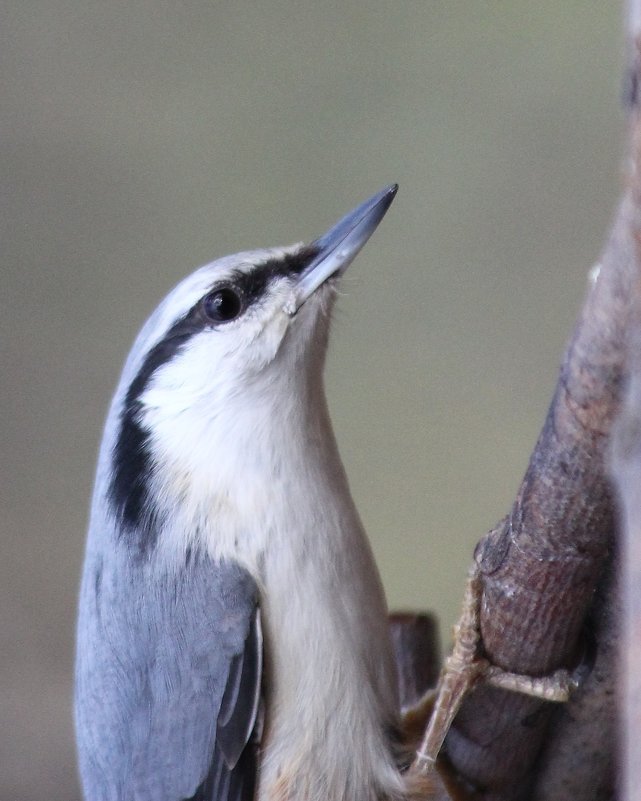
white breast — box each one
[143,335,407,799]
[256,496,406,801]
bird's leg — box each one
[410,569,486,774]
[410,567,582,775]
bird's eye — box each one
[203,287,244,323]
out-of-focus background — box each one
[2,3,622,799]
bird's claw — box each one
[410,566,585,775]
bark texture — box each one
[434,8,641,797]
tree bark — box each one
[434,4,641,795]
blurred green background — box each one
[2,3,622,799]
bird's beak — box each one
[292,184,398,312]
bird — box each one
[74,184,434,801]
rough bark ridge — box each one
[440,193,632,798]
[421,5,641,798]
[610,7,641,798]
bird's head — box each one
[104,186,397,549]
[117,184,397,417]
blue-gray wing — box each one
[75,548,262,801]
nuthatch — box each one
[75,186,432,801]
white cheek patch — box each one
[136,294,293,495]
[130,272,313,570]
[250,309,290,369]
[238,279,294,370]
[140,338,218,416]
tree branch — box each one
[434,5,641,794]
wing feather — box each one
[75,547,262,801]
[218,609,263,768]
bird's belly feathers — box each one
[255,523,406,801]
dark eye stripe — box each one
[242,246,318,305]
[109,314,200,551]
[108,245,319,550]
